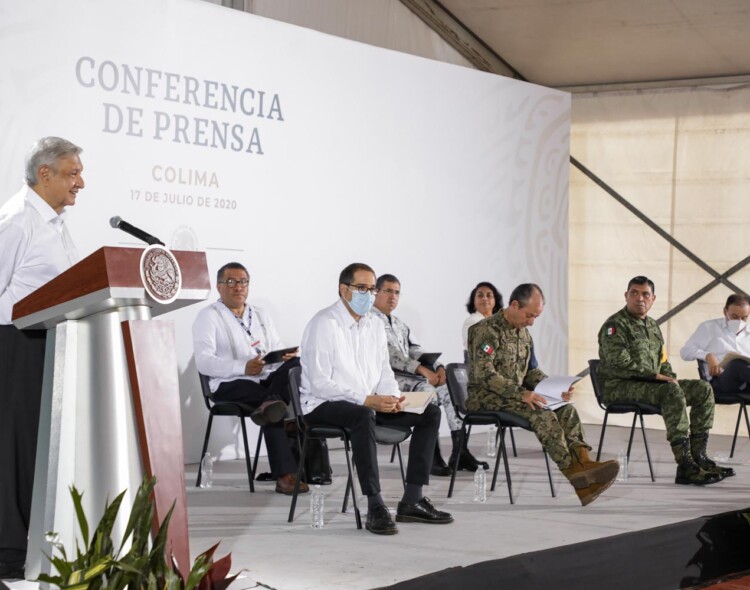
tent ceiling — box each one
[416,0,750,89]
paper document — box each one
[398,390,436,414]
[534,376,582,410]
[719,352,750,369]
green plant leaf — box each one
[70,485,90,547]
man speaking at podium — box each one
[0,137,84,579]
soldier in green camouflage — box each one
[467,283,619,506]
[597,276,733,486]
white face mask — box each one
[726,318,747,335]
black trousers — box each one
[0,325,46,563]
[305,400,440,496]
[212,358,299,477]
[712,358,750,396]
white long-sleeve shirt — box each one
[299,299,399,414]
[0,186,79,325]
[680,317,750,362]
[192,299,285,393]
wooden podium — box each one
[12,246,210,578]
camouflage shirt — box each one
[371,308,440,374]
[466,311,547,410]
[597,306,676,387]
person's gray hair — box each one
[25,137,83,187]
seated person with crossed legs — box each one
[192,262,308,495]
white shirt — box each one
[680,317,750,362]
[462,311,486,350]
[192,299,285,393]
[0,186,79,325]
[299,299,399,414]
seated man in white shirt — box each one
[681,293,750,396]
[300,263,454,535]
[192,262,308,496]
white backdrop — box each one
[0,0,570,462]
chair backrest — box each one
[198,372,213,410]
[288,366,304,419]
[696,360,711,382]
[445,362,470,414]
[587,359,607,410]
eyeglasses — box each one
[381,288,400,296]
[218,279,250,288]
[346,284,378,295]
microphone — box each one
[109,216,165,246]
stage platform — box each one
[4,425,750,590]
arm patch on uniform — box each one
[606,326,616,336]
[481,343,494,355]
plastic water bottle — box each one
[473,465,487,503]
[311,485,325,528]
[200,452,214,488]
[486,425,497,458]
[616,449,628,482]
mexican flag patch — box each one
[606,326,616,336]
[482,343,494,355]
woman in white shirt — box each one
[462,282,503,352]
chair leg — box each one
[342,437,361,529]
[252,426,264,477]
[509,427,518,457]
[495,426,513,504]
[389,444,397,463]
[447,426,466,498]
[638,412,655,482]
[626,413,637,459]
[596,411,609,461]
[196,413,214,487]
[543,451,556,497]
[287,435,309,523]
[396,444,406,489]
[239,417,255,493]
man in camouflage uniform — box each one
[372,274,488,476]
[597,276,732,485]
[467,283,619,506]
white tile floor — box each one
[7,425,750,590]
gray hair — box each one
[25,137,83,186]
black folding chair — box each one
[588,359,660,482]
[445,363,555,504]
[195,372,264,492]
[286,367,411,528]
[697,360,750,458]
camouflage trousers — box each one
[481,398,590,471]
[602,379,714,444]
[396,374,462,431]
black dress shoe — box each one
[0,560,25,579]
[396,497,453,524]
[365,504,398,535]
[308,474,333,486]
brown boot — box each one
[575,475,617,506]
[562,447,620,490]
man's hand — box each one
[364,395,405,413]
[416,365,440,386]
[655,373,678,385]
[706,353,723,377]
[436,366,447,386]
[244,354,266,376]
[282,347,300,362]
[561,387,574,402]
[522,391,548,410]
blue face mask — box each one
[348,290,375,316]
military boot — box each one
[690,433,735,479]
[575,475,618,507]
[431,440,452,477]
[562,447,620,490]
[671,437,722,485]
[448,431,489,472]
